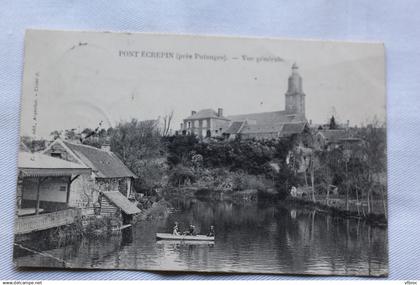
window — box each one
[202,120,207,128]
[59,185,67,192]
[51,152,62,159]
[194,120,198,128]
[187,121,191,128]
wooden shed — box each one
[99,191,140,225]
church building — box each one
[181,63,308,140]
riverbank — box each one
[161,184,387,228]
[14,195,388,276]
[163,186,261,203]
[286,197,387,228]
[135,199,174,221]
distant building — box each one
[181,108,230,138]
[314,129,362,151]
[181,63,308,140]
[43,139,138,214]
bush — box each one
[190,168,271,192]
[168,165,196,187]
[275,162,298,199]
[166,136,294,174]
[231,172,270,192]
[165,134,198,166]
[132,158,168,194]
[83,215,121,237]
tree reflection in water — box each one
[14,197,387,276]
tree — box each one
[64,128,79,141]
[162,111,174,137]
[329,116,337,130]
[50,130,62,140]
[316,148,345,205]
[111,119,163,165]
[275,161,298,199]
[21,136,48,152]
[110,119,165,194]
[166,134,198,166]
[352,119,387,217]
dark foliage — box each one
[275,162,299,199]
[164,134,198,166]
[165,135,297,197]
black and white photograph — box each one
[14,29,387,276]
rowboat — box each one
[156,239,215,246]
[156,233,215,241]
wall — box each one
[210,118,230,137]
[68,173,98,213]
[184,118,231,138]
[96,177,125,195]
[98,195,121,218]
[22,177,68,203]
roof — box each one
[317,130,348,143]
[240,123,283,134]
[18,152,91,177]
[227,110,305,125]
[101,191,141,215]
[225,121,245,134]
[20,142,30,152]
[238,121,307,136]
[63,141,137,179]
[185,109,230,120]
[280,122,308,137]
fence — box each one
[15,208,81,235]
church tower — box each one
[285,63,306,116]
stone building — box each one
[181,63,308,140]
[42,139,137,215]
[181,108,230,138]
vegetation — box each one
[36,114,386,223]
[293,118,387,218]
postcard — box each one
[14,29,387,276]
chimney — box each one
[217,108,223,117]
[191,110,196,116]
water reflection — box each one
[14,197,388,276]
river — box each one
[14,196,388,276]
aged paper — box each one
[15,30,387,276]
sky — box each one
[20,30,386,138]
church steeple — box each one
[285,63,305,116]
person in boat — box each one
[184,224,197,236]
[207,225,215,237]
[173,221,180,235]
